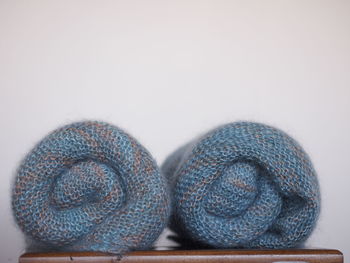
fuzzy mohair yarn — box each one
[12,121,170,254]
[162,122,320,249]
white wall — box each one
[1,0,349,261]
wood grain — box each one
[19,249,343,263]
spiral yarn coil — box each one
[162,122,320,249]
[12,121,170,253]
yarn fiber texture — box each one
[162,122,320,249]
[12,121,170,254]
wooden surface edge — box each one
[19,249,344,263]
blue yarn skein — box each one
[12,121,170,253]
[162,122,320,249]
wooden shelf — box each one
[19,248,343,263]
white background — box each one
[1,0,349,261]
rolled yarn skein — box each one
[12,121,170,254]
[162,122,320,249]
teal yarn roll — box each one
[162,122,320,249]
[12,121,170,253]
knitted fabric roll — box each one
[162,122,320,249]
[12,121,170,253]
